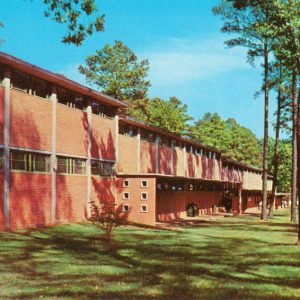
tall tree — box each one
[42,0,104,45]
[1,1,104,46]
[146,97,193,135]
[269,0,299,228]
[79,41,151,120]
[213,0,276,220]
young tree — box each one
[213,0,276,220]
[79,41,151,120]
[146,97,193,135]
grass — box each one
[0,209,299,299]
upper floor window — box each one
[91,160,115,177]
[119,124,137,137]
[10,150,50,173]
[0,64,4,82]
[33,77,50,98]
[11,70,29,92]
[57,156,86,175]
[141,130,155,143]
[57,87,87,110]
[91,101,116,118]
[159,136,172,147]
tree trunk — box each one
[296,87,300,244]
[291,70,297,223]
[261,40,269,221]
[269,81,282,218]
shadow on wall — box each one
[82,113,129,223]
[9,108,74,230]
[158,145,172,175]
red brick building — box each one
[0,52,272,230]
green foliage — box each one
[146,97,193,135]
[89,200,121,242]
[268,138,292,192]
[79,41,151,119]
[43,0,104,45]
[191,113,263,167]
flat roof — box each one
[0,52,128,109]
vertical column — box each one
[171,139,174,175]
[2,67,11,229]
[137,128,141,173]
[183,143,186,177]
[86,103,92,218]
[238,184,242,215]
[50,85,57,224]
[155,135,159,174]
[113,114,119,207]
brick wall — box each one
[56,175,87,224]
[158,145,172,175]
[116,177,156,225]
[140,141,156,174]
[0,173,4,230]
[118,134,138,174]
[156,190,222,221]
[0,86,4,145]
[56,104,88,156]
[9,173,52,230]
[10,89,52,151]
[91,115,115,160]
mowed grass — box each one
[0,209,299,299]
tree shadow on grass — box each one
[0,218,299,299]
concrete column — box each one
[238,184,242,215]
[86,104,92,218]
[155,135,159,174]
[137,128,141,173]
[50,85,57,224]
[171,139,174,175]
[183,143,186,177]
[2,67,11,229]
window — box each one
[11,70,29,92]
[10,150,50,173]
[123,192,130,200]
[0,64,4,82]
[141,180,148,188]
[91,101,116,118]
[119,124,138,137]
[91,160,115,177]
[141,130,155,143]
[57,157,86,175]
[123,180,130,188]
[141,192,148,200]
[141,205,148,213]
[0,149,3,170]
[32,77,50,98]
[57,87,87,110]
[123,204,129,212]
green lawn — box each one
[0,209,299,300]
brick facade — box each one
[0,52,273,230]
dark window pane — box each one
[10,151,26,170]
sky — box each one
[0,0,278,138]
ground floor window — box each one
[91,160,115,177]
[57,157,86,175]
[10,150,50,173]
